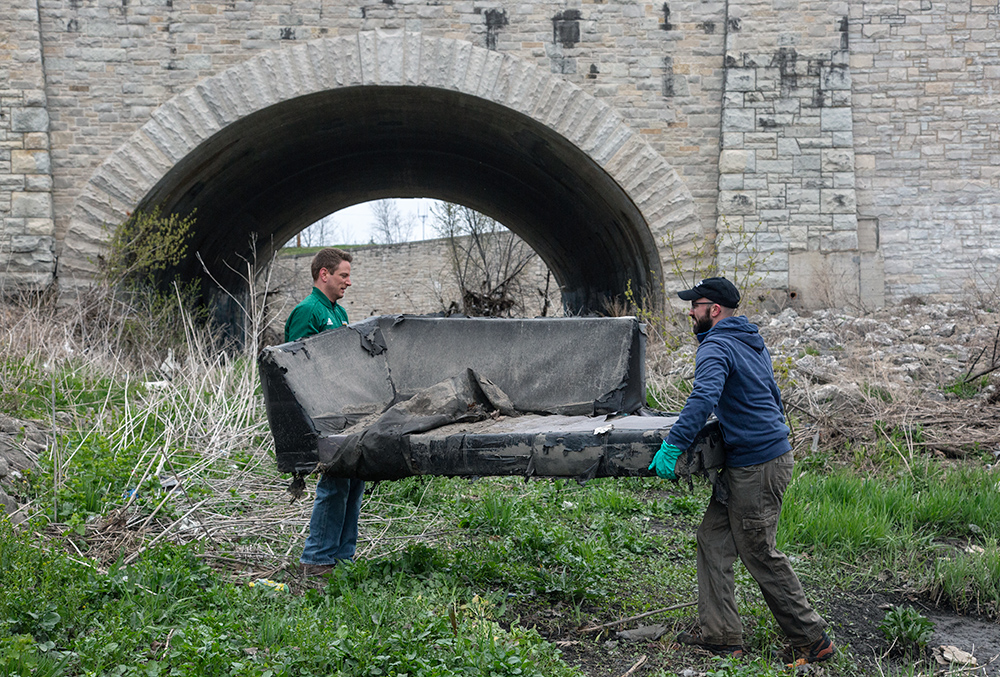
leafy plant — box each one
[879,605,934,656]
[99,207,195,285]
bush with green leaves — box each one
[879,606,934,656]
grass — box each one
[3,295,1000,676]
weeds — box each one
[780,463,1000,615]
[879,606,934,657]
[6,232,1000,677]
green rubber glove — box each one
[648,441,682,480]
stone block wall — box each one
[1,1,999,306]
[0,0,55,292]
[851,0,1000,300]
[714,1,877,308]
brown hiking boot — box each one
[786,631,835,668]
[676,629,745,659]
[300,563,335,577]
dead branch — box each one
[618,655,647,677]
[579,601,696,634]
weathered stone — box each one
[821,189,857,214]
[10,108,49,133]
[821,107,852,131]
[11,150,51,175]
[795,353,841,383]
[10,192,52,219]
[718,190,756,215]
[822,148,854,173]
[718,149,754,174]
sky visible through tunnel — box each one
[289,198,446,247]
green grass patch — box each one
[941,375,990,399]
[779,462,1000,615]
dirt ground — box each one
[515,582,1000,676]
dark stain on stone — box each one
[662,56,675,97]
[661,3,672,31]
[552,10,582,48]
[758,116,777,128]
[728,17,741,31]
[280,27,296,40]
[773,47,798,97]
[588,63,599,79]
[383,0,394,5]
[725,54,738,68]
[732,194,751,207]
[485,8,509,51]
[813,87,825,108]
[839,16,849,50]
[67,18,79,32]
[700,21,715,34]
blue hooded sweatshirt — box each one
[665,315,791,467]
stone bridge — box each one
[2,0,998,313]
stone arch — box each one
[59,31,700,316]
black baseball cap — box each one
[677,277,741,308]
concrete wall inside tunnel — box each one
[58,33,701,317]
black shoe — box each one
[676,629,744,659]
[786,631,835,667]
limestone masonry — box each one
[1,0,998,310]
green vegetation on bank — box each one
[278,244,365,257]
[3,306,1000,676]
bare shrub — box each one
[432,203,537,317]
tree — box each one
[295,214,342,248]
[431,202,537,317]
[370,200,414,245]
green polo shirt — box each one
[284,287,349,342]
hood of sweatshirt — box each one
[696,315,765,352]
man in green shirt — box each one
[284,247,362,576]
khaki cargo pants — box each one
[696,451,827,647]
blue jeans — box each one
[300,475,365,565]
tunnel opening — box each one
[136,85,662,331]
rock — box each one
[0,488,23,525]
[936,322,957,337]
[795,354,842,384]
[811,382,863,409]
[865,331,895,346]
[0,457,7,479]
[617,624,667,642]
[808,331,840,350]
[933,645,978,668]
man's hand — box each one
[648,441,682,480]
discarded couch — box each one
[259,315,722,482]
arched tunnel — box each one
[138,85,664,326]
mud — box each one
[516,585,1000,676]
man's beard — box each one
[692,315,713,335]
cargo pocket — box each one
[742,511,778,532]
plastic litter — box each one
[249,579,288,593]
